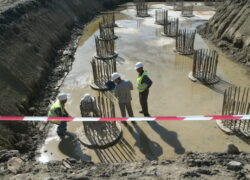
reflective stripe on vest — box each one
[137,71,148,93]
[48,101,65,125]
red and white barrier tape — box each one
[0,115,250,121]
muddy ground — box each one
[1,150,250,180]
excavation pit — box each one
[38,2,250,164]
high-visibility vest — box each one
[48,101,66,125]
[137,71,148,93]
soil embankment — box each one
[198,0,250,66]
[0,0,124,150]
[1,151,250,179]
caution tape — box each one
[0,115,250,121]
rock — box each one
[62,161,71,169]
[7,157,24,174]
[67,158,77,164]
[227,161,242,171]
[9,173,34,180]
[151,160,158,166]
[217,41,228,48]
[0,150,20,162]
[28,107,36,114]
[73,171,90,180]
[227,144,240,154]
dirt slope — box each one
[198,0,250,66]
[0,0,124,150]
[0,0,123,116]
[0,152,250,180]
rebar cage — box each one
[163,17,179,37]
[102,13,116,27]
[95,36,117,59]
[82,92,121,148]
[181,5,194,17]
[222,86,250,137]
[91,57,117,89]
[176,29,196,55]
[173,0,183,11]
[134,0,145,5]
[204,0,215,6]
[99,22,118,40]
[136,3,149,17]
[192,49,220,84]
[165,0,176,6]
[155,10,168,25]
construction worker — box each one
[48,93,70,139]
[135,62,153,117]
[111,73,134,121]
[80,93,100,117]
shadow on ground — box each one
[58,131,91,162]
[148,122,185,155]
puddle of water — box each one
[38,2,250,163]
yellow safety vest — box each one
[48,101,66,125]
[137,71,148,93]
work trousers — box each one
[57,121,67,138]
[139,90,150,117]
[119,102,134,117]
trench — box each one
[38,2,250,163]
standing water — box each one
[38,2,250,163]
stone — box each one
[67,158,77,164]
[62,161,71,169]
[151,160,158,166]
[0,150,20,162]
[28,107,36,114]
[73,171,90,180]
[227,144,240,154]
[227,161,242,171]
[10,173,34,180]
[7,157,24,174]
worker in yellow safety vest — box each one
[48,93,70,139]
[135,62,153,117]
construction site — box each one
[0,0,250,179]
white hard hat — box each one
[81,93,94,102]
[57,93,68,101]
[111,72,121,81]
[135,62,143,69]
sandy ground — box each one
[37,2,250,164]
